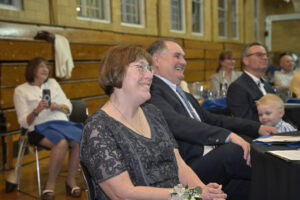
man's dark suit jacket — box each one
[227,72,275,122]
[148,76,261,163]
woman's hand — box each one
[50,102,59,111]
[50,103,70,114]
[201,183,227,200]
[35,99,49,113]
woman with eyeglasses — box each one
[209,50,242,95]
[12,57,82,200]
[80,45,227,200]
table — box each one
[250,132,300,200]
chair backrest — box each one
[69,99,88,123]
[80,161,95,200]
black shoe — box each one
[6,181,17,193]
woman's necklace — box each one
[108,101,146,136]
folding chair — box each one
[6,128,43,197]
[80,161,95,200]
[6,99,88,197]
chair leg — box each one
[35,146,42,197]
[5,135,27,193]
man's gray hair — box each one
[146,38,181,55]
[242,42,265,58]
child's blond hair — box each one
[256,94,284,109]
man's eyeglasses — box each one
[134,65,154,75]
[246,52,268,58]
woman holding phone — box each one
[13,57,82,200]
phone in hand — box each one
[42,89,51,106]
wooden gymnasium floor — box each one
[0,154,87,200]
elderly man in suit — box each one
[147,39,277,200]
[227,42,275,122]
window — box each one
[254,0,259,41]
[0,0,21,10]
[121,0,144,27]
[170,0,185,32]
[76,0,110,22]
[218,0,227,37]
[231,0,239,39]
[192,0,203,34]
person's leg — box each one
[40,138,68,190]
[187,143,251,200]
[188,143,251,185]
[66,140,80,188]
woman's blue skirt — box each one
[35,120,83,145]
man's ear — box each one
[152,53,159,66]
[242,56,248,66]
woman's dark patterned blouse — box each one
[80,103,179,199]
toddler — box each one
[256,94,297,132]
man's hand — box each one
[258,125,278,136]
[228,133,251,166]
[201,183,227,200]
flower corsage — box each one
[170,184,202,200]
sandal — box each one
[41,189,55,200]
[65,182,82,198]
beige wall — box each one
[0,0,50,24]
[0,0,256,44]
[272,20,300,54]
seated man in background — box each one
[227,42,275,122]
[147,38,278,200]
[256,94,297,132]
[274,53,297,100]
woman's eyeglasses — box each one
[134,65,154,75]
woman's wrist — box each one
[32,109,39,117]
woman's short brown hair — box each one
[216,50,235,72]
[99,45,152,96]
[25,57,49,83]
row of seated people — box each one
[9,39,298,200]
[209,48,299,102]
[202,42,298,132]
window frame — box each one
[192,0,204,35]
[76,0,111,23]
[218,0,228,38]
[231,0,239,40]
[0,0,21,10]
[120,0,145,28]
[170,0,186,33]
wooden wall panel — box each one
[0,40,114,61]
[186,60,205,71]
[205,60,219,70]
[58,62,99,81]
[0,40,53,61]
[1,64,27,86]
[70,44,113,60]
[61,81,104,99]
[184,40,223,50]
[3,110,18,132]
[185,49,205,59]
[184,71,205,82]
[205,49,223,59]
[0,88,14,109]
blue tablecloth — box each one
[286,98,300,104]
[202,97,227,110]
